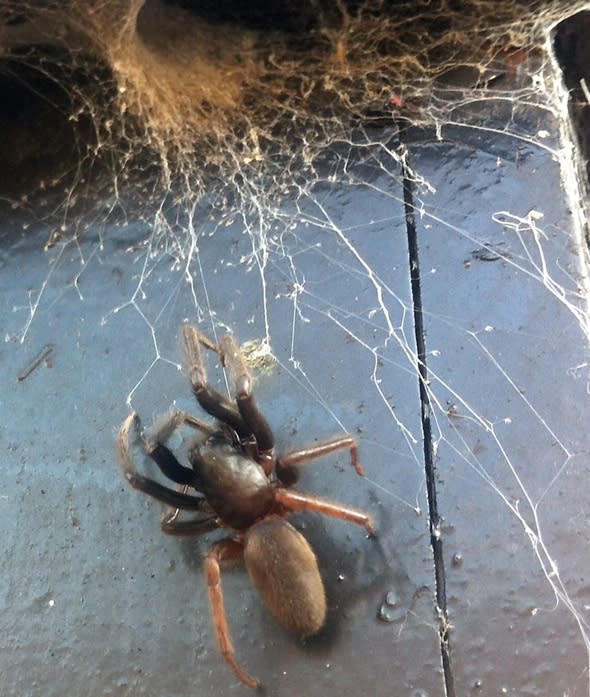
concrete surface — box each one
[1,19,589,697]
[410,126,590,696]
[0,149,444,696]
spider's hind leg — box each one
[205,539,260,689]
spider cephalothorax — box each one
[118,325,374,688]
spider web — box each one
[1,1,590,695]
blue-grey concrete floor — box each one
[1,32,590,697]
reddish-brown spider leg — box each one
[277,434,364,485]
[275,489,375,535]
[218,334,276,473]
[205,539,260,689]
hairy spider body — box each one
[118,325,374,689]
[243,518,326,636]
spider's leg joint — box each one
[365,518,377,537]
[144,433,166,457]
[125,470,142,489]
[189,367,207,392]
[121,410,140,434]
[258,450,276,476]
[236,374,252,400]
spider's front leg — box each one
[182,325,250,440]
[218,334,276,474]
[118,412,209,511]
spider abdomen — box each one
[243,518,327,637]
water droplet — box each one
[410,689,428,697]
[452,553,463,568]
[377,592,406,623]
[473,679,483,689]
[384,590,399,607]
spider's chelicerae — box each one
[117,325,374,688]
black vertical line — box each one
[398,129,456,697]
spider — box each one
[117,325,374,688]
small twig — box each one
[17,343,55,382]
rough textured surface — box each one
[0,156,442,696]
[412,128,590,696]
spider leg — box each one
[143,409,218,487]
[151,408,217,440]
[162,516,220,536]
[118,412,209,510]
[160,508,220,536]
[205,539,260,689]
[182,325,250,440]
[218,334,275,473]
[275,488,375,535]
[277,434,364,485]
